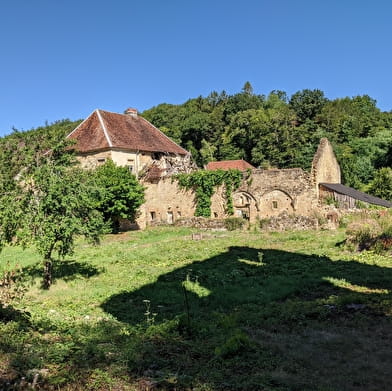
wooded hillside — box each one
[2,83,392,197]
[142,83,392,197]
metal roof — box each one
[320,183,392,208]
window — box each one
[127,159,134,173]
[152,152,162,160]
[150,211,156,221]
[167,211,173,224]
[272,201,278,209]
[97,158,106,165]
[177,211,181,217]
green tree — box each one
[6,157,107,288]
[93,160,145,233]
[199,139,217,166]
[289,89,327,122]
[368,167,392,201]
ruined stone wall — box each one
[311,138,341,198]
[137,177,196,229]
[75,151,321,230]
[226,168,317,223]
[174,217,227,230]
[73,138,340,231]
[261,211,319,231]
[190,168,318,224]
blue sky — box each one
[1,0,391,136]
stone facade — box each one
[233,168,317,223]
[311,138,341,198]
[67,108,343,230]
[138,167,321,228]
[75,149,190,179]
[136,138,342,228]
[137,177,196,229]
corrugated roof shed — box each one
[320,183,392,208]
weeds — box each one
[0,264,26,309]
[224,217,246,231]
[0,227,392,390]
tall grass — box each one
[1,226,392,390]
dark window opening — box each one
[152,152,163,160]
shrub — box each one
[0,265,26,308]
[214,330,251,358]
[345,219,381,251]
[224,217,246,231]
[259,218,270,229]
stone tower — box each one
[311,138,341,198]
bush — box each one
[214,330,251,358]
[0,265,26,309]
[345,219,381,251]
[224,217,246,231]
[344,213,392,253]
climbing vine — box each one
[176,169,243,217]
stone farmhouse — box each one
[67,108,391,229]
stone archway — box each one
[232,191,259,223]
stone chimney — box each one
[124,107,138,117]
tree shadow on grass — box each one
[101,246,392,390]
[102,246,392,324]
[22,259,103,286]
[0,304,30,326]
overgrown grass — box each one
[1,226,392,390]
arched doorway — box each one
[233,191,259,223]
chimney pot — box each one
[124,107,138,117]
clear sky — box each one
[1,0,391,136]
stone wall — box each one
[137,177,196,229]
[80,138,340,231]
[225,168,318,223]
[311,138,341,198]
[261,211,319,231]
[137,167,319,227]
[174,217,227,230]
[76,149,155,176]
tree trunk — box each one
[43,258,52,289]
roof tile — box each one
[67,109,187,155]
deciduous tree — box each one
[92,160,145,233]
[5,155,107,288]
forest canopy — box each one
[1,83,392,196]
[142,83,392,194]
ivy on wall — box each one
[176,169,243,217]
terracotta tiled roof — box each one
[66,109,188,155]
[206,160,255,171]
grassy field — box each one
[1,226,392,390]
